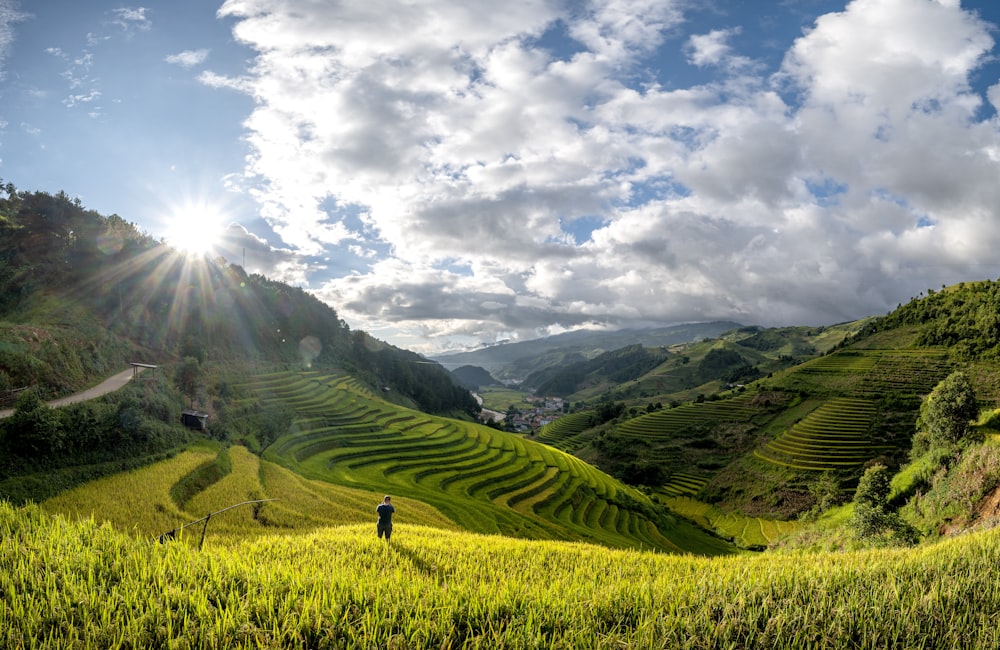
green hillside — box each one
[42,440,456,540]
[531,284,1000,535]
[7,189,1000,644]
[245,370,731,554]
[6,187,1000,563]
[0,187,476,418]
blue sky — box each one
[3,0,1000,355]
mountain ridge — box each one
[432,321,743,379]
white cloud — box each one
[0,0,28,80]
[215,0,1000,353]
[686,28,750,68]
[166,49,210,68]
[110,7,152,33]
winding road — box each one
[0,366,144,419]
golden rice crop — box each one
[5,500,1000,649]
[41,442,218,537]
[42,442,457,546]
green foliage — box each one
[851,280,1000,359]
[527,344,668,397]
[174,356,203,404]
[696,347,749,383]
[918,370,979,447]
[0,186,475,417]
[850,464,917,546]
[854,463,891,507]
[0,371,195,502]
[901,443,1000,535]
[3,389,64,455]
[806,471,843,515]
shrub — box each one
[918,371,978,447]
[850,464,917,546]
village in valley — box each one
[479,395,567,433]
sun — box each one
[164,203,224,256]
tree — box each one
[3,389,64,455]
[850,464,917,545]
[918,371,978,448]
[175,357,203,407]
[808,470,841,513]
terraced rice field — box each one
[659,472,708,497]
[617,394,757,440]
[244,371,733,555]
[789,348,952,397]
[660,494,799,548]
[606,394,764,469]
[754,398,889,471]
[42,440,456,542]
[535,410,595,451]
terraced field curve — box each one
[245,370,734,555]
[754,397,887,471]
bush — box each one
[850,464,917,546]
[918,371,978,447]
[3,389,65,455]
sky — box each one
[2,0,1000,355]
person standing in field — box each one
[376,495,395,542]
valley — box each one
[5,189,1000,645]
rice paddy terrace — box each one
[611,392,769,469]
[754,398,888,471]
[775,348,953,398]
[42,441,458,543]
[580,347,953,480]
[243,370,733,555]
[535,410,596,451]
[529,345,958,541]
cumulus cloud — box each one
[213,0,1000,353]
[686,28,755,70]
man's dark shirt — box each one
[377,503,395,525]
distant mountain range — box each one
[432,321,742,380]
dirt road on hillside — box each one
[0,367,143,419]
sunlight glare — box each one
[164,203,224,256]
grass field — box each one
[7,499,1000,648]
[476,386,534,412]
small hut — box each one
[181,409,209,431]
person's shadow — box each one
[389,542,445,581]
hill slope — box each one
[0,187,476,417]
[243,369,732,554]
[524,281,1000,544]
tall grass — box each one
[5,500,1000,648]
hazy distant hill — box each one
[432,321,742,379]
[449,365,501,391]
